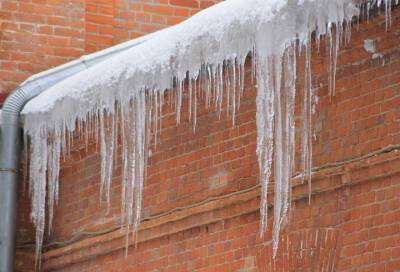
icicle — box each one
[21,133,30,197]
[124,99,136,254]
[271,53,283,257]
[176,78,183,124]
[219,64,223,118]
[99,109,115,210]
[237,61,242,110]
[239,59,245,108]
[160,90,164,133]
[120,102,128,228]
[114,105,120,166]
[327,23,339,98]
[255,36,297,259]
[252,46,257,83]
[206,65,212,109]
[29,129,48,269]
[188,77,193,122]
[302,40,313,204]
[385,0,392,30]
[119,91,148,252]
[283,44,297,217]
[47,129,61,235]
[226,62,231,118]
[133,91,147,244]
[218,64,224,118]
[153,90,159,147]
[232,59,237,126]
[256,55,275,238]
[194,74,198,131]
[344,20,352,46]
[211,66,216,110]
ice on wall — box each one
[20,0,395,264]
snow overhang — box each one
[20,0,360,133]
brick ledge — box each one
[42,149,400,270]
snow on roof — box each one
[23,1,262,115]
[21,0,355,124]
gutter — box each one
[0,30,160,272]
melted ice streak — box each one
[21,0,394,262]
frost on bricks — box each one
[18,0,398,266]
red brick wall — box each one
[6,1,400,271]
[0,0,85,101]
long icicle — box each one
[302,39,313,204]
[256,55,275,237]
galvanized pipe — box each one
[0,118,20,272]
[0,83,43,272]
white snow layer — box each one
[20,0,396,264]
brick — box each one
[53,47,82,57]
[174,7,190,17]
[200,1,215,9]
[54,27,81,38]
[170,0,199,8]
[143,4,174,16]
[47,16,68,26]
[85,34,113,45]
[14,12,46,24]
[86,4,97,13]
[18,2,35,13]
[85,23,98,33]
[98,6,114,16]
[167,16,185,25]
[98,25,113,35]
[1,2,18,11]
[33,5,55,15]
[85,13,114,25]
[39,25,54,35]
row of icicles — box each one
[23,1,397,268]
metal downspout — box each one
[0,82,45,272]
[0,31,156,271]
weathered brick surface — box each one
[0,0,85,99]
[6,1,400,271]
[112,0,219,44]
